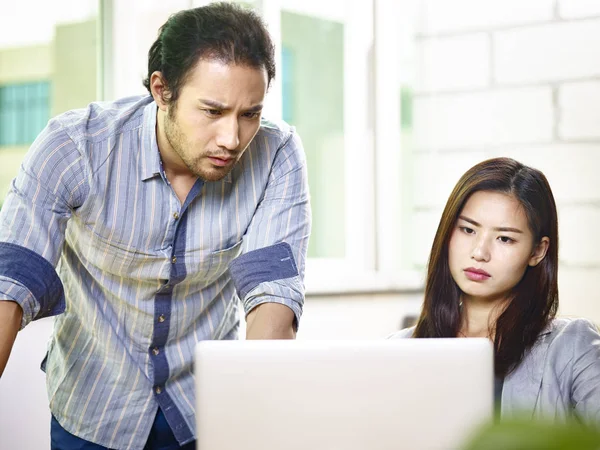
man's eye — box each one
[204,109,221,116]
[243,112,260,119]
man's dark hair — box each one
[142,2,276,104]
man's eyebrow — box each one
[199,99,263,112]
[245,104,264,113]
[458,215,523,233]
[199,99,228,109]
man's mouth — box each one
[207,155,234,167]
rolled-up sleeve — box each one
[0,119,88,329]
[228,129,311,328]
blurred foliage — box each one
[462,417,600,450]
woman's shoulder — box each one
[387,326,416,339]
[547,317,600,340]
[543,317,600,359]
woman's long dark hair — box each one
[413,157,559,377]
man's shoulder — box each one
[256,118,296,148]
[52,95,154,145]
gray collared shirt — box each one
[390,318,600,424]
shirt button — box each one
[173,212,179,220]
[155,386,162,394]
[152,347,160,356]
[171,256,177,264]
[158,315,165,323]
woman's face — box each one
[448,190,549,305]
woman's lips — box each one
[464,267,491,281]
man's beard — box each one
[163,109,236,182]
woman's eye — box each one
[460,226,474,234]
[498,236,514,244]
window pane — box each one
[0,0,98,207]
[281,11,345,258]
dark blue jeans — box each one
[50,409,195,450]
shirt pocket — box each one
[67,222,142,279]
[192,240,244,286]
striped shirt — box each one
[0,95,311,449]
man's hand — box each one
[245,303,296,340]
[0,301,22,377]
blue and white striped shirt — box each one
[0,95,311,449]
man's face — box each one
[163,59,268,181]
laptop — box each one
[195,338,493,450]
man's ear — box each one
[149,71,171,112]
[529,236,550,267]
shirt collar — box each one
[140,100,162,181]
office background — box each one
[1,0,600,448]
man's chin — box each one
[195,166,232,182]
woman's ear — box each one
[529,236,550,267]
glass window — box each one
[0,0,98,207]
[0,81,50,146]
[280,10,345,259]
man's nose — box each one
[215,117,240,150]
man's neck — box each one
[155,109,197,204]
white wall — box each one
[410,0,600,323]
[0,319,53,450]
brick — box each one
[416,34,490,93]
[558,267,600,323]
[412,151,489,208]
[559,205,600,266]
[413,88,553,150]
[558,81,600,139]
[488,144,600,203]
[558,0,600,19]
[494,20,600,83]
[419,0,554,35]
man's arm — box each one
[229,128,311,339]
[0,121,85,370]
[0,301,23,377]
[245,303,296,340]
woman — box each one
[391,157,600,423]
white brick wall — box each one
[559,81,600,140]
[418,0,554,35]
[416,34,490,93]
[559,206,600,266]
[494,20,600,84]
[558,0,600,19]
[558,268,600,320]
[490,144,600,203]
[412,0,600,322]
[412,151,488,208]
[413,88,553,150]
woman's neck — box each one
[459,297,507,339]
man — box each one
[0,3,311,449]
